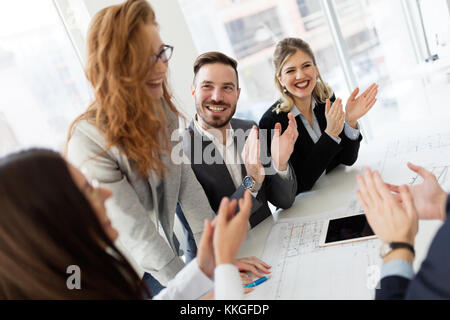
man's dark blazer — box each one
[259,96,362,195]
[376,195,450,299]
[182,118,297,228]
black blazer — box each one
[182,118,297,228]
[376,195,450,300]
[259,96,362,194]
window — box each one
[333,0,424,134]
[178,0,345,122]
[296,0,324,31]
[297,0,321,17]
[225,7,283,59]
[179,0,450,138]
[0,0,90,157]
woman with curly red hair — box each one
[65,0,216,293]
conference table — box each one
[237,120,446,299]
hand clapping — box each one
[345,83,378,128]
[271,112,298,171]
[386,162,447,221]
[325,98,345,139]
[241,126,265,184]
[197,191,253,279]
[213,191,253,266]
[356,168,418,246]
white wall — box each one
[149,0,199,119]
[82,0,122,16]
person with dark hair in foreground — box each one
[0,149,251,299]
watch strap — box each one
[390,242,415,256]
[250,181,262,192]
[381,242,415,258]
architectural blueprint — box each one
[350,130,450,216]
[244,210,382,300]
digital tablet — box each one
[319,214,377,247]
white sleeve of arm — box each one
[249,189,259,198]
[325,131,342,144]
[274,162,292,180]
[344,122,360,140]
[153,258,214,300]
[214,264,244,300]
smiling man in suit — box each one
[182,51,298,236]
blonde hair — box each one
[272,37,333,113]
[66,0,178,179]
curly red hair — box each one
[67,0,178,178]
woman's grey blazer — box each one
[66,109,215,285]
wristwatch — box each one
[243,176,262,193]
[379,242,415,259]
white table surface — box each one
[237,129,444,276]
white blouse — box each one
[153,259,244,300]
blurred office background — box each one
[0,0,449,157]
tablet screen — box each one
[325,214,374,244]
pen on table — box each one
[244,275,271,288]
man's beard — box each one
[197,101,236,129]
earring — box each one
[283,86,288,93]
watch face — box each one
[243,176,253,189]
